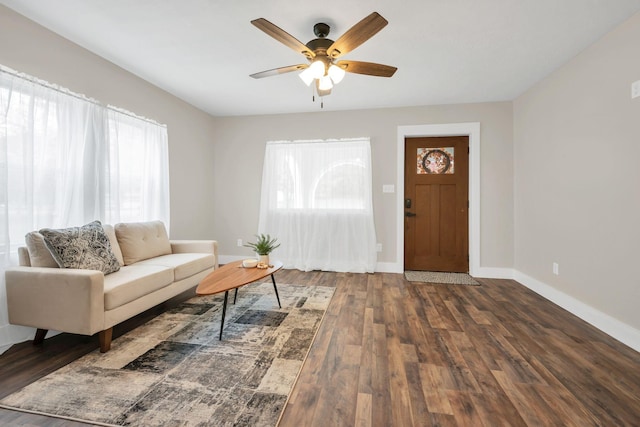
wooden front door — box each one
[404,136,469,272]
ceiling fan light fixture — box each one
[309,60,325,79]
[316,79,332,97]
[328,64,345,84]
[299,67,315,86]
[318,75,333,91]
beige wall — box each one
[514,12,640,331]
[0,5,217,240]
[211,102,514,270]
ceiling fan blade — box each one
[327,12,388,59]
[336,60,397,77]
[250,64,308,79]
[251,18,315,59]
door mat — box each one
[0,282,334,427]
[404,270,480,286]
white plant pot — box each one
[259,254,270,265]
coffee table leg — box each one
[271,274,281,308]
[220,290,229,340]
[233,287,238,304]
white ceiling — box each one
[2,0,640,117]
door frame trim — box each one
[396,123,480,275]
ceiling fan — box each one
[250,12,397,98]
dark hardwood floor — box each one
[1,270,639,426]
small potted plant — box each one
[243,233,280,266]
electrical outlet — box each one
[237,239,243,247]
[553,262,559,275]
[382,184,395,193]
[376,243,383,252]
[632,80,640,99]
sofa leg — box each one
[33,328,48,346]
[99,328,113,353]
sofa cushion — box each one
[135,253,216,281]
[102,224,125,266]
[24,232,58,268]
[39,220,121,274]
[115,221,172,265]
[103,265,174,310]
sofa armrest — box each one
[170,240,218,268]
[5,267,105,336]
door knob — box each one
[405,211,416,217]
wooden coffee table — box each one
[196,260,283,339]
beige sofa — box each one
[5,220,217,352]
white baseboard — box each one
[514,270,640,353]
[375,262,402,273]
[474,267,514,279]
[218,255,249,265]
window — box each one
[106,107,170,225]
[258,138,377,273]
[312,161,366,209]
[0,66,169,258]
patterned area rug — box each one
[0,282,334,427]
[404,270,480,286]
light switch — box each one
[632,80,640,99]
[382,184,395,193]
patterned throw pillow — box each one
[40,220,121,274]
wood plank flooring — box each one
[1,270,639,426]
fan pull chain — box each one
[311,86,324,108]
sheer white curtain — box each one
[2,71,108,233]
[0,69,110,350]
[258,138,377,273]
[106,107,170,228]
[0,66,169,352]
